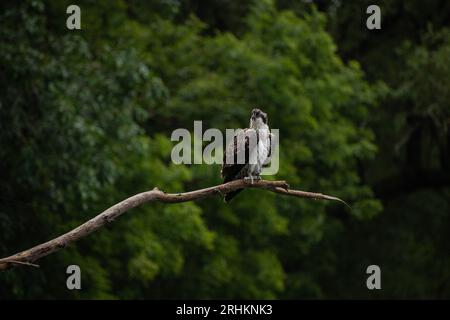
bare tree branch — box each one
[0,179,349,271]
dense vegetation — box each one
[0,0,448,299]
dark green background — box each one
[0,0,449,299]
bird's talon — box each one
[244,176,254,184]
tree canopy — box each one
[0,0,448,299]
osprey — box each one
[221,108,275,202]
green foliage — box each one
[3,0,447,300]
[291,0,450,298]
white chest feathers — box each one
[248,129,271,176]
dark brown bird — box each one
[221,108,274,202]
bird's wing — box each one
[263,131,277,166]
[221,129,257,181]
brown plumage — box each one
[221,108,273,202]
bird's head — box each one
[250,108,268,129]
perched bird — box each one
[221,108,275,202]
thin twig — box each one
[8,260,40,268]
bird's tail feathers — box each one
[224,189,243,203]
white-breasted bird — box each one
[221,108,275,202]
